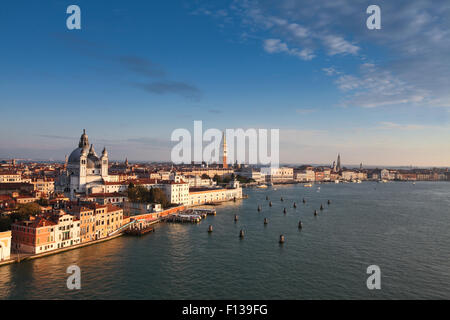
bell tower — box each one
[222,131,228,169]
[101,147,109,179]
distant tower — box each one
[222,131,228,169]
[360,162,363,170]
[101,147,109,178]
[332,160,336,172]
[336,153,341,172]
[125,158,129,167]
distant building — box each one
[0,171,22,183]
[236,168,266,184]
[261,167,294,183]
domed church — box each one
[56,130,110,199]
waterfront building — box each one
[235,168,266,184]
[11,217,57,254]
[261,167,294,183]
[188,180,242,205]
[158,181,190,205]
[314,170,325,182]
[294,166,315,182]
[68,206,96,243]
[94,204,123,239]
[53,211,81,249]
[67,203,124,242]
[341,170,358,181]
[381,169,396,180]
[11,205,125,254]
[0,231,11,261]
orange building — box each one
[11,217,57,254]
[67,206,96,243]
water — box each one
[1,182,450,299]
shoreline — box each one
[0,232,125,267]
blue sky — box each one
[1,0,449,166]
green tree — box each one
[15,203,40,218]
[127,185,172,208]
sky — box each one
[1,0,450,166]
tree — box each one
[127,184,172,208]
[15,203,40,218]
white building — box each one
[158,181,190,205]
[0,172,22,183]
[261,167,294,183]
[188,180,242,206]
[183,175,216,187]
[56,130,110,199]
[54,212,81,249]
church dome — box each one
[68,130,90,163]
[68,148,84,163]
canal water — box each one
[1,182,450,299]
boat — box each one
[304,183,313,187]
[257,185,268,189]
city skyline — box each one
[1,1,450,166]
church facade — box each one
[56,130,110,199]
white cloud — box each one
[322,67,341,76]
[334,63,429,108]
[321,35,359,56]
[263,39,315,61]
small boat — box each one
[257,185,268,189]
[304,183,313,187]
